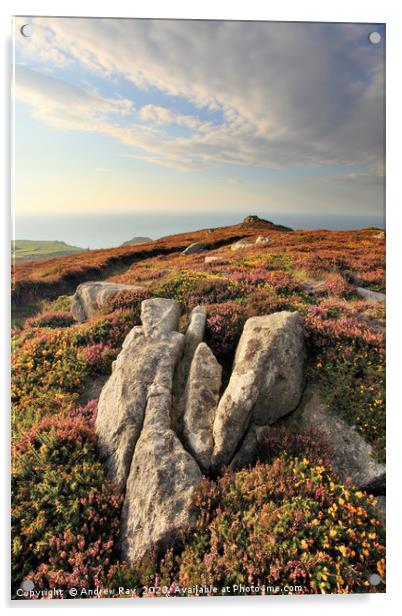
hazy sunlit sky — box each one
[13,17,385,218]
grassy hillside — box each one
[12,239,85,261]
[120,236,153,246]
[12,218,287,307]
[11,217,386,595]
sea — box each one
[13,211,385,250]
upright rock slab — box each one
[182,342,222,472]
[212,311,305,471]
[120,426,202,564]
[174,305,207,400]
[95,327,184,491]
[120,333,202,563]
[71,281,144,322]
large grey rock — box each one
[182,342,222,472]
[212,311,305,471]
[182,242,206,255]
[300,389,385,492]
[173,305,207,400]
[71,281,144,322]
[141,298,180,337]
[95,326,184,491]
[355,286,386,303]
[120,346,202,563]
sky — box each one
[13,17,385,220]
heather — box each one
[108,453,385,595]
[10,223,385,596]
[173,457,386,594]
[12,308,140,437]
[12,416,122,590]
[304,299,385,461]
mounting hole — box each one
[21,579,35,591]
[368,31,381,45]
[368,573,382,586]
[20,24,33,38]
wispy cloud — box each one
[15,64,134,131]
[14,17,384,176]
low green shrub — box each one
[25,312,75,329]
[117,456,385,595]
[102,288,152,315]
[307,342,385,463]
[12,416,122,592]
[151,270,242,307]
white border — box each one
[1,1,401,614]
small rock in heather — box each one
[299,279,327,296]
[355,286,385,303]
[231,239,253,251]
[229,424,258,472]
[255,236,271,245]
[205,255,219,264]
[78,374,109,405]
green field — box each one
[12,239,85,261]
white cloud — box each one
[15,64,134,131]
[14,18,385,174]
[138,104,206,130]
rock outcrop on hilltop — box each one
[71,281,144,322]
[90,292,383,565]
[239,214,293,232]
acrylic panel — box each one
[12,16,385,600]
